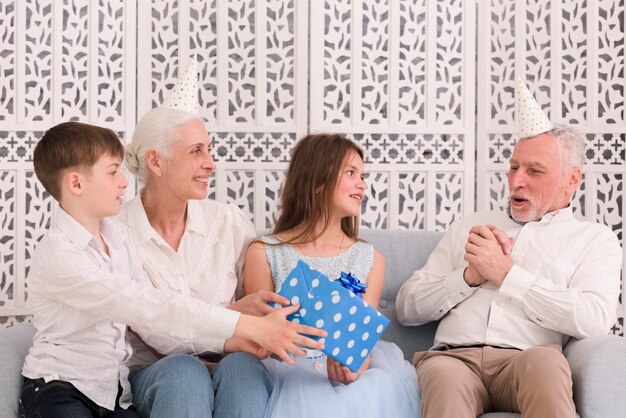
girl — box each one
[244,133,421,418]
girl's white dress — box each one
[260,235,421,418]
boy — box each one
[19,122,324,417]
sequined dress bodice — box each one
[262,234,375,369]
[261,235,374,292]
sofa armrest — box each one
[564,335,626,418]
[0,324,35,418]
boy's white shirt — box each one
[117,197,256,370]
[21,208,240,410]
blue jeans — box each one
[129,354,213,418]
[19,377,139,418]
[212,353,274,418]
[129,353,273,418]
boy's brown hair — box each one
[33,121,124,201]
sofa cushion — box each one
[0,323,35,418]
[360,229,443,360]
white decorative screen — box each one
[136,0,307,232]
[310,0,476,231]
[477,0,626,334]
[0,0,137,323]
[1,0,625,335]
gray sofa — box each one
[1,229,626,417]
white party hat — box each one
[516,78,552,138]
[161,58,199,115]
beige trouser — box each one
[413,345,575,418]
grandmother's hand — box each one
[224,336,270,359]
[228,290,290,316]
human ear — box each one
[566,167,582,194]
[65,171,83,196]
[145,148,163,177]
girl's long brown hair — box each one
[272,133,365,245]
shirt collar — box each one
[54,207,123,249]
[126,197,206,246]
[506,204,574,227]
[54,208,95,249]
[125,197,160,245]
[537,205,574,224]
[186,200,207,237]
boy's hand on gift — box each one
[327,356,369,384]
[228,290,290,316]
[236,304,327,365]
[224,336,270,359]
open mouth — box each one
[510,196,528,206]
[350,194,363,202]
[193,177,209,184]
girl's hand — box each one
[326,356,369,384]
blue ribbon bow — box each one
[335,272,367,297]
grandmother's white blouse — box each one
[117,197,255,369]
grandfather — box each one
[396,83,622,418]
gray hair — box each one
[549,124,586,172]
[125,107,198,185]
[520,124,586,173]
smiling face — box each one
[160,118,216,202]
[81,153,128,218]
[332,149,366,219]
[508,133,580,222]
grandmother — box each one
[120,106,284,418]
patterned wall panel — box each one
[137,0,305,233]
[23,171,52,292]
[361,172,390,230]
[98,0,126,123]
[263,170,285,230]
[61,0,89,121]
[477,0,626,334]
[596,0,625,125]
[397,172,427,230]
[0,1,135,322]
[24,1,52,123]
[0,171,16,309]
[1,0,624,336]
[190,0,218,123]
[311,0,476,231]
[0,2,15,121]
[226,0,256,123]
[397,1,427,124]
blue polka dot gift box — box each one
[277,260,390,372]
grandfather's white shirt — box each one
[396,207,622,350]
[117,197,255,369]
[22,208,240,410]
